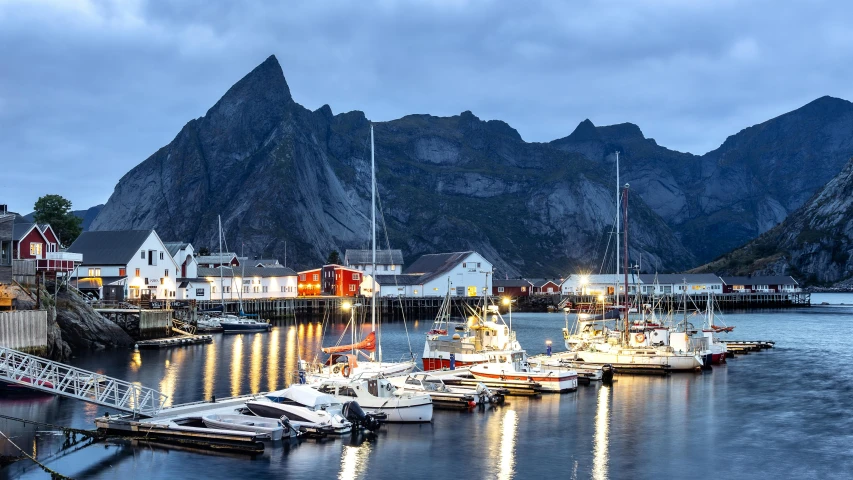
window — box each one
[477,262,481,268]
[88,268,101,276]
[414,289,419,295]
[353,273,360,280]
[391,265,396,271]
[164,269,169,277]
[521,286,526,292]
[212,286,217,293]
[498,287,505,292]
[119,268,126,276]
[29,243,42,256]
[225,286,231,293]
[135,268,140,277]
[263,286,268,293]
[281,286,285,292]
[349,284,356,292]
[159,252,164,260]
[383,265,388,271]
[144,278,149,285]
[313,274,319,281]
[160,278,164,284]
[141,251,145,259]
[243,286,249,293]
[253,286,259,293]
[196,288,204,297]
[462,262,466,268]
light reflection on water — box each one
[5,308,853,480]
[592,385,610,480]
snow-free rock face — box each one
[551,96,853,263]
[694,157,853,284]
[90,56,696,277]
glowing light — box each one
[129,351,142,372]
[502,297,510,306]
[580,275,589,285]
[250,333,263,394]
[342,301,352,311]
[203,339,216,401]
[598,294,606,302]
[498,409,518,480]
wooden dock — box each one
[135,334,213,349]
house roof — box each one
[721,276,799,286]
[162,242,190,257]
[639,273,721,285]
[197,266,298,278]
[12,222,45,242]
[345,249,404,266]
[373,274,422,286]
[559,274,641,286]
[405,252,485,284]
[493,279,533,288]
[67,230,154,265]
[252,258,281,266]
[196,253,237,264]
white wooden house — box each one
[362,251,492,297]
[67,230,180,301]
[639,274,723,295]
[345,249,404,275]
[561,273,641,296]
[199,266,298,301]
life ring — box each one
[635,333,645,343]
[332,365,341,374]
[342,365,351,378]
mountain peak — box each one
[204,55,292,120]
[597,122,645,142]
[566,119,601,142]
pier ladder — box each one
[0,346,168,417]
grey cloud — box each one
[2,0,853,213]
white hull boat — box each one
[470,361,578,392]
[246,386,353,434]
[316,377,433,423]
[201,413,286,441]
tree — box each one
[327,250,341,265]
[33,194,82,246]
[198,247,211,256]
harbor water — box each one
[2,293,852,479]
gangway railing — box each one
[0,346,168,417]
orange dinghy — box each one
[322,331,377,354]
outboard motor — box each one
[342,401,382,432]
[601,364,615,384]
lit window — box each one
[313,274,319,281]
[119,268,126,276]
[391,265,396,271]
[135,268,140,277]
[353,273,360,280]
[30,243,42,256]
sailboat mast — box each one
[370,123,379,361]
[218,215,224,311]
[615,151,620,308]
[622,185,629,345]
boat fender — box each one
[342,365,351,378]
[499,374,506,381]
[635,333,645,343]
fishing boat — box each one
[316,376,433,423]
[201,413,287,441]
[422,292,525,370]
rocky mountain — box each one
[693,157,853,284]
[551,96,853,263]
[90,55,695,277]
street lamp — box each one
[502,297,514,334]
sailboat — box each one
[571,185,704,371]
[214,215,271,333]
[300,124,415,381]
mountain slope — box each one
[551,97,853,262]
[693,157,853,284]
[90,55,695,276]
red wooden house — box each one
[492,279,533,297]
[323,264,363,297]
[297,268,323,296]
[12,222,53,260]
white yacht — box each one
[315,376,433,423]
[245,386,353,434]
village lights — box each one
[342,301,352,311]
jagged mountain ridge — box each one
[692,156,853,284]
[90,55,695,276]
[551,96,853,262]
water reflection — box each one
[203,340,216,401]
[339,442,372,480]
[129,351,142,372]
[269,328,282,391]
[230,336,244,397]
[592,385,611,480]
[499,409,518,480]
[250,334,263,394]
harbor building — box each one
[492,279,533,297]
[638,273,723,295]
[202,266,298,301]
[721,276,800,293]
[67,230,180,301]
[362,251,493,297]
[560,273,641,296]
[196,253,240,268]
[344,249,404,275]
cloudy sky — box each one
[2,0,852,214]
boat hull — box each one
[202,414,284,441]
[245,400,351,434]
[577,350,702,371]
[361,401,433,423]
[470,367,578,392]
[221,323,271,333]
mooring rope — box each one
[0,427,74,479]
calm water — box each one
[3,295,853,479]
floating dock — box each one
[135,334,213,349]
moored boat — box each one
[316,376,433,423]
[201,413,287,441]
[470,352,578,392]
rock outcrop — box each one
[53,289,135,351]
[693,157,853,284]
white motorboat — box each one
[470,352,578,392]
[316,376,433,423]
[201,413,287,441]
[390,372,504,409]
[245,386,353,434]
[220,316,271,333]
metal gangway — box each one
[0,346,168,417]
